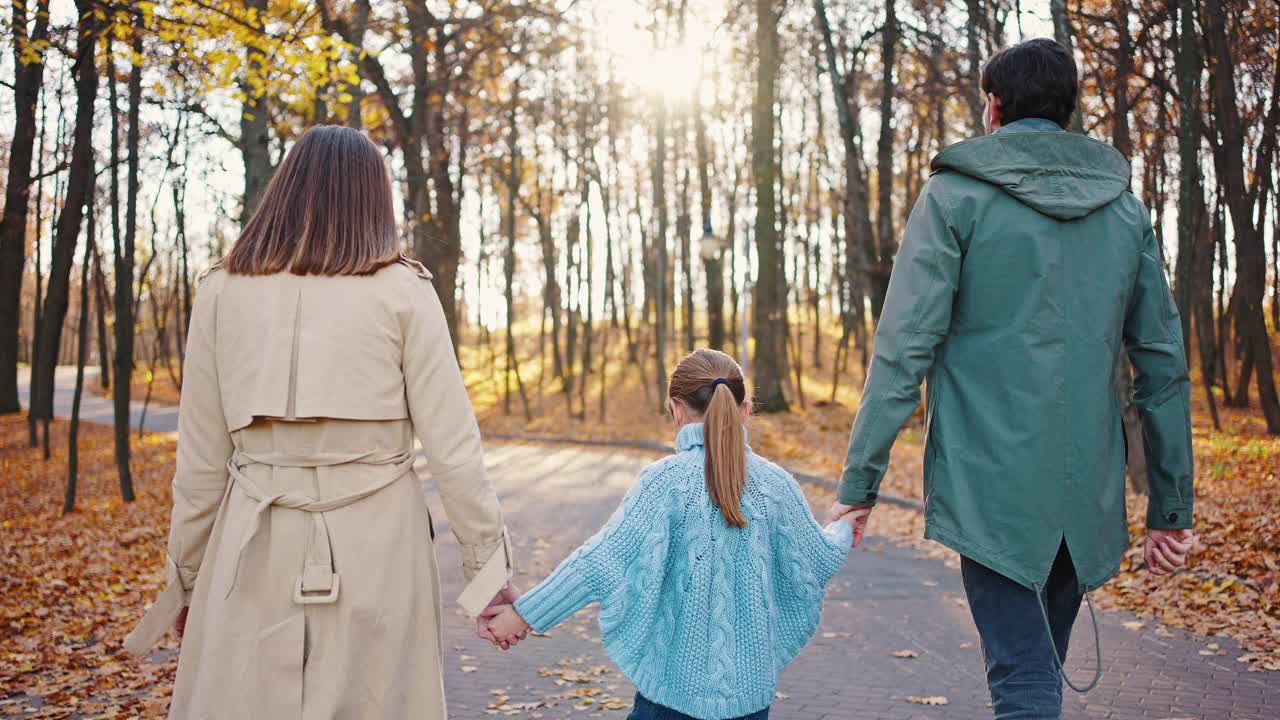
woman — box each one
[125,126,513,718]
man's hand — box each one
[1144,528,1194,575]
[828,502,873,549]
[476,581,526,649]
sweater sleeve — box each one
[778,471,853,585]
[515,461,675,633]
[764,465,853,665]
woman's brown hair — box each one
[223,125,400,275]
[669,349,749,528]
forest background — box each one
[1,0,1278,712]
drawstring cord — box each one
[1033,582,1102,694]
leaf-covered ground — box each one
[0,416,178,717]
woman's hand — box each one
[175,607,189,642]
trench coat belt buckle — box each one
[225,450,415,606]
[293,512,341,605]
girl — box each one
[124,126,514,718]
[483,349,866,720]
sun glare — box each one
[599,1,718,102]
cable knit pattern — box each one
[515,423,853,720]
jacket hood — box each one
[930,118,1131,220]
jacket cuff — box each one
[837,476,878,506]
[168,556,196,606]
[1146,504,1192,530]
[461,530,513,583]
[514,560,595,634]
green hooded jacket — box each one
[838,118,1194,592]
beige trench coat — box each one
[126,257,510,719]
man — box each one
[829,38,1195,719]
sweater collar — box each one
[675,422,750,452]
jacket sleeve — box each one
[167,272,234,604]
[1124,221,1194,530]
[838,178,962,505]
[514,462,673,633]
[402,275,510,581]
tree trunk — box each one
[1111,0,1133,160]
[654,93,670,409]
[112,22,143,503]
[1274,185,1279,329]
[964,0,985,136]
[93,243,110,389]
[696,80,725,351]
[239,0,272,227]
[871,0,899,321]
[1172,0,1200,362]
[1050,0,1085,133]
[67,202,95,515]
[28,92,49,447]
[753,0,788,413]
[1204,0,1280,433]
[422,91,466,349]
[503,96,531,420]
[814,0,872,374]
[345,0,370,128]
[1191,196,1221,429]
[678,145,695,352]
[0,0,51,414]
[30,0,98,457]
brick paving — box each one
[431,443,1279,720]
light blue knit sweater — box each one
[514,423,853,720]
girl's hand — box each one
[479,604,531,648]
[833,506,873,549]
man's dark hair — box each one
[980,38,1078,129]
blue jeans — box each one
[625,694,769,720]
[961,541,1084,720]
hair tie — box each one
[711,378,729,390]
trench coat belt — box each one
[223,448,418,604]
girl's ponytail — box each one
[668,349,749,528]
[704,382,748,527]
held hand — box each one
[479,604,531,648]
[1144,528,1194,576]
[175,607,189,642]
[476,581,523,648]
[828,502,873,549]
[478,604,530,650]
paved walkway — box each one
[16,366,178,435]
[16,368,1278,718]
[439,444,1276,720]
